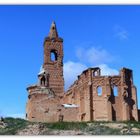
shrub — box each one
[0,117,30,135]
[45,121,88,130]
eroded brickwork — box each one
[43,22,64,97]
[26,22,139,122]
[63,68,138,121]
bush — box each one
[0,117,30,135]
[45,121,88,130]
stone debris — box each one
[43,130,88,135]
[0,122,6,129]
[17,123,88,135]
[103,123,127,129]
[0,117,7,128]
[15,122,140,135]
[120,128,129,134]
[17,124,46,135]
[131,127,140,134]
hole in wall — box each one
[97,86,102,96]
[113,86,118,96]
[93,71,98,76]
[50,50,57,61]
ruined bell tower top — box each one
[48,21,58,39]
[44,21,63,43]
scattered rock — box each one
[87,123,93,127]
[120,128,129,134]
[17,124,47,135]
[38,123,45,130]
[15,122,140,135]
[131,127,140,134]
[17,123,88,135]
[43,130,88,135]
[87,123,91,126]
[99,123,104,126]
[103,123,127,129]
[0,123,6,128]
[0,118,7,129]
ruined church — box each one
[26,22,139,122]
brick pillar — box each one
[131,86,138,121]
[122,101,128,121]
[105,77,112,121]
[107,98,112,121]
[84,85,92,121]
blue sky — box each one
[0,5,140,118]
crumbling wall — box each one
[60,107,79,122]
[26,85,61,122]
[64,67,138,122]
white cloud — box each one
[64,45,119,90]
[64,62,119,90]
[98,64,119,76]
[64,61,87,90]
[114,25,128,40]
[76,46,114,65]
[6,113,25,119]
[117,30,128,40]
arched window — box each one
[50,50,57,61]
[94,71,98,76]
[40,75,46,86]
[113,86,118,96]
[97,86,102,96]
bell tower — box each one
[43,21,64,97]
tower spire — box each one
[48,21,58,39]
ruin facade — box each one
[26,22,139,122]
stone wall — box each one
[26,85,62,122]
[63,67,138,122]
[60,107,79,122]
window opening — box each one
[113,86,118,96]
[97,86,102,96]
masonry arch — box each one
[50,50,58,61]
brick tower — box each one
[26,22,65,122]
[43,21,64,97]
